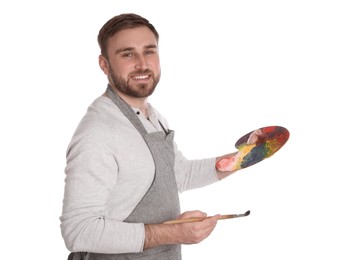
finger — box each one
[197,215,220,238]
[247,129,263,144]
[204,214,221,224]
[192,214,219,228]
[179,210,207,219]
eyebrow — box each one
[115,44,157,54]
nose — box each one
[135,54,149,70]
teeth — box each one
[133,75,149,80]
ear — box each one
[99,55,109,75]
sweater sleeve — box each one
[60,138,145,254]
[173,142,220,193]
[153,110,220,192]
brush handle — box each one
[163,213,248,224]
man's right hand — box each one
[143,210,220,250]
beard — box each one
[108,66,160,98]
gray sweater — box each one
[60,96,219,254]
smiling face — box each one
[99,26,161,99]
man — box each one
[60,13,254,260]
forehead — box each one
[107,26,158,51]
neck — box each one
[107,85,149,117]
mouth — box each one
[130,74,151,81]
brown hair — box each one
[97,13,159,58]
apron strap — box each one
[106,85,148,136]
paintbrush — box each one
[163,210,250,224]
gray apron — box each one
[68,86,181,260]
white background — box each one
[1,0,345,259]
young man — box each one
[60,13,254,260]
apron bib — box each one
[68,86,181,260]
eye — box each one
[145,49,155,55]
[122,52,134,58]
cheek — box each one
[112,61,133,76]
[152,57,161,72]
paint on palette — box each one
[216,126,290,172]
